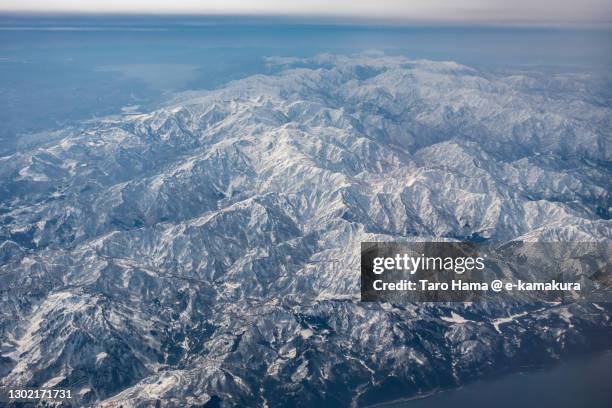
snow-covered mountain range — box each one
[0,53,610,407]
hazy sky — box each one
[1,0,611,25]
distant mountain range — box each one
[0,53,610,407]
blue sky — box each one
[1,0,611,26]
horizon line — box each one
[1,11,612,30]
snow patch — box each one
[441,312,470,324]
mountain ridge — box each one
[0,53,610,407]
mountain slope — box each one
[0,53,610,407]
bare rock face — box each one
[0,54,610,407]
